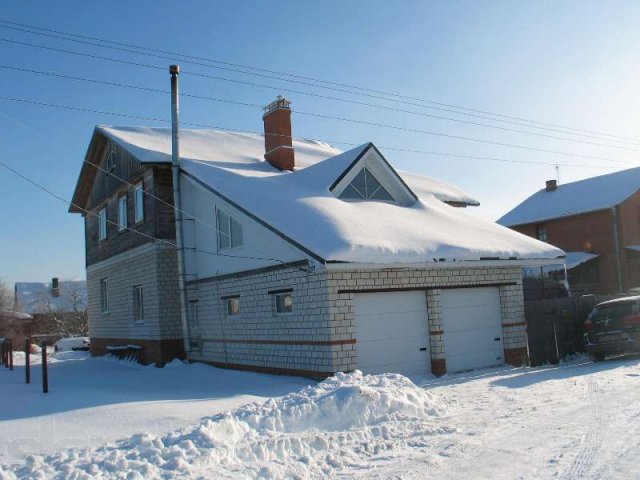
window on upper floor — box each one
[98,207,107,241]
[216,208,243,250]
[134,182,144,223]
[338,167,395,202]
[536,224,548,242]
[118,195,128,231]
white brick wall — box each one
[86,242,182,341]
[184,263,528,375]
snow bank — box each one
[1,371,447,479]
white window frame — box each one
[274,291,293,315]
[216,207,243,251]
[118,194,128,231]
[188,300,200,349]
[132,285,144,323]
[134,182,144,223]
[98,207,107,241]
[225,296,240,317]
[100,278,109,313]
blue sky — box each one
[1,0,640,286]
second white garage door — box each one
[441,287,504,373]
[354,291,430,376]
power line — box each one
[1,64,638,165]
[0,95,631,170]
[4,61,640,152]
[2,21,640,146]
[0,158,309,269]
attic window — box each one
[338,167,395,202]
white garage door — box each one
[441,287,504,373]
[354,291,430,375]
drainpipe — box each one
[170,65,190,356]
[612,206,624,293]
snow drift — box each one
[1,371,447,479]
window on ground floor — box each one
[132,285,144,322]
[100,278,109,312]
[188,300,200,350]
[225,296,240,317]
[274,290,293,314]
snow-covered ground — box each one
[1,352,639,479]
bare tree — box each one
[29,280,89,337]
[0,279,12,312]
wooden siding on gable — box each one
[87,141,145,211]
[83,138,176,267]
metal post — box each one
[25,339,30,384]
[9,339,13,371]
[41,341,48,394]
[170,64,190,356]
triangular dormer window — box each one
[338,167,395,202]
[330,144,417,207]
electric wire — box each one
[0,158,310,270]
[1,24,639,146]
[4,62,640,151]
[0,95,631,170]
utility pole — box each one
[170,65,190,358]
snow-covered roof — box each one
[98,126,479,207]
[625,245,640,253]
[565,252,600,270]
[14,281,87,315]
[0,311,33,321]
[96,126,563,264]
[498,167,640,227]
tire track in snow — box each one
[559,378,605,480]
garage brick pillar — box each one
[426,289,447,376]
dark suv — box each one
[584,296,640,361]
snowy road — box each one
[365,356,640,479]
[1,352,639,479]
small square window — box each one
[275,292,293,314]
[226,297,240,316]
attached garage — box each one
[440,287,505,373]
[353,291,430,375]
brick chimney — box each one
[263,96,294,171]
[546,179,558,192]
[51,277,60,298]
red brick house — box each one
[498,170,640,295]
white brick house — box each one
[70,96,564,376]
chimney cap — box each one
[263,95,291,114]
[546,179,558,192]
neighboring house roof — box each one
[565,252,600,270]
[498,167,640,227]
[90,126,563,264]
[0,311,33,321]
[14,281,87,315]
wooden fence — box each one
[524,294,624,366]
